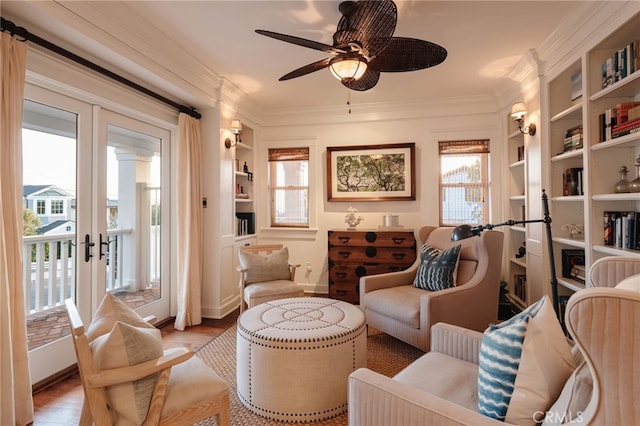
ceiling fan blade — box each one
[334,0,396,56]
[369,37,447,72]
[256,30,345,54]
[279,58,332,81]
[341,68,380,91]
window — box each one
[439,140,489,226]
[50,200,64,214]
[36,200,46,215]
[268,147,309,227]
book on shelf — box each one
[517,145,525,162]
[603,211,640,249]
[563,124,583,152]
[629,105,640,122]
[561,249,586,283]
[611,117,640,139]
[562,167,583,196]
[616,102,640,125]
[570,70,582,101]
[514,274,526,302]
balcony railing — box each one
[23,228,133,314]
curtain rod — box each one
[1,16,201,119]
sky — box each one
[22,128,159,200]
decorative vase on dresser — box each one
[327,229,417,304]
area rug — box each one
[195,325,424,426]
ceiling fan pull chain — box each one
[347,89,352,114]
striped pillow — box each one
[477,297,544,420]
[413,244,461,291]
[478,296,575,424]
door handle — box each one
[99,233,109,260]
[84,234,95,262]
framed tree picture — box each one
[326,142,416,201]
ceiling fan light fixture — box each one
[329,56,368,82]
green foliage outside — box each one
[23,208,42,236]
[336,154,406,193]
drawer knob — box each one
[336,290,348,296]
[392,237,406,244]
[338,236,351,244]
[392,253,406,260]
[338,251,351,259]
[336,272,347,279]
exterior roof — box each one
[23,185,73,198]
[36,219,75,235]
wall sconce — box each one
[224,119,243,149]
[511,102,536,136]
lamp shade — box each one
[231,119,242,133]
[510,102,527,120]
[329,57,368,81]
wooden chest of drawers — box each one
[328,229,417,304]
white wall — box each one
[253,108,503,293]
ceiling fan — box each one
[255,0,447,91]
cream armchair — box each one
[237,244,303,312]
[360,226,504,351]
[349,286,640,426]
[588,256,640,288]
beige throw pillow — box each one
[90,321,164,424]
[238,247,291,284]
[86,292,154,342]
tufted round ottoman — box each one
[236,297,366,422]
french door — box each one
[23,84,171,383]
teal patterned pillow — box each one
[477,297,545,420]
[413,244,461,291]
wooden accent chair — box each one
[65,299,231,426]
[237,244,303,312]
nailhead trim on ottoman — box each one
[236,297,367,423]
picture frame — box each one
[326,142,416,202]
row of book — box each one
[601,39,640,89]
[563,167,584,196]
[562,124,583,153]
[603,211,640,250]
[598,102,640,142]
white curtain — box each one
[174,113,203,330]
[0,31,34,425]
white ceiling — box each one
[3,1,581,112]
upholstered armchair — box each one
[349,286,640,426]
[360,226,504,351]
[588,256,640,288]
[237,244,303,312]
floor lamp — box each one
[451,190,559,318]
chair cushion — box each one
[542,361,592,425]
[394,351,479,411]
[239,247,291,284]
[90,321,164,424]
[161,354,229,417]
[86,292,154,342]
[615,273,640,291]
[413,244,461,291]
[364,286,422,328]
[478,296,575,425]
[244,280,303,299]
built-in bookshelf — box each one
[233,126,256,239]
[543,9,640,303]
[506,114,528,309]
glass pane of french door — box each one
[97,110,170,321]
[103,124,162,308]
[22,87,93,384]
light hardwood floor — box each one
[32,311,239,425]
